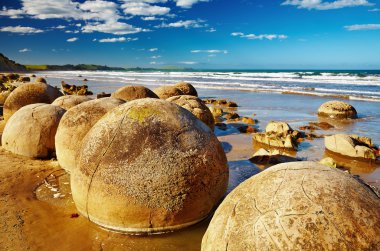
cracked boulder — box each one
[167,95,215,130]
[154,85,184,99]
[174,81,198,97]
[325,134,377,160]
[111,85,159,101]
[253,121,300,150]
[71,98,228,233]
[318,101,357,119]
[55,97,125,173]
[1,103,65,158]
[202,161,380,250]
[3,82,62,121]
[52,95,92,110]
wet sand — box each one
[0,86,379,250]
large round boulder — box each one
[55,97,125,173]
[52,95,92,110]
[202,161,380,250]
[71,98,228,233]
[1,103,66,158]
[3,82,62,121]
[154,85,184,99]
[167,95,215,130]
[174,81,198,97]
[111,85,158,101]
[0,90,11,106]
[318,100,357,119]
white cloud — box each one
[21,0,83,19]
[141,16,165,21]
[0,25,44,34]
[121,2,170,16]
[369,8,380,11]
[82,21,143,35]
[156,19,206,28]
[19,48,31,52]
[178,61,198,64]
[231,32,288,40]
[344,24,380,30]
[149,48,158,52]
[99,37,127,42]
[191,49,228,54]
[0,7,25,19]
[98,37,138,42]
[53,25,66,29]
[173,0,208,8]
[67,37,78,42]
[282,0,374,10]
[206,28,216,32]
[151,55,161,58]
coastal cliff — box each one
[0,53,26,72]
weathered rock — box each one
[209,107,223,118]
[1,103,65,158]
[52,95,92,110]
[71,98,228,233]
[17,76,30,82]
[266,121,292,136]
[97,92,111,99]
[318,101,357,119]
[225,112,239,120]
[167,95,215,130]
[112,85,158,101]
[55,97,125,173]
[154,85,184,99]
[320,157,337,168]
[249,148,298,165]
[3,82,62,121]
[0,91,11,106]
[61,81,93,95]
[253,121,299,150]
[174,81,198,97]
[202,161,380,250]
[325,134,376,160]
[226,101,238,107]
[241,117,256,124]
[6,73,19,81]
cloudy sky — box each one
[0,0,379,69]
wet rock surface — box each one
[318,100,357,119]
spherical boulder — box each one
[1,103,66,158]
[202,161,380,250]
[55,97,125,173]
[318,100,357,119]
[154,85,184,99]
[111,85,158,101]
[0,91,11,106]
[71,98,228,233]
[52,95,93,110]
[3,82,62,121]
[174,81,198,97]
[35,77,47,84]
[167,95,215,130]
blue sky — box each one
[0,0,379,69]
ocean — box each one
[38,69,380,102]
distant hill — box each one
[26,64,125,71]
[0,53,26,71]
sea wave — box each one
[38,70,380,102]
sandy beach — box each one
[1,72,379,250]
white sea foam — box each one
[39,70,380,102]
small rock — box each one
[320,157,337,168]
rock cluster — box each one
[202,161,380,250]
[61,81,93,95]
